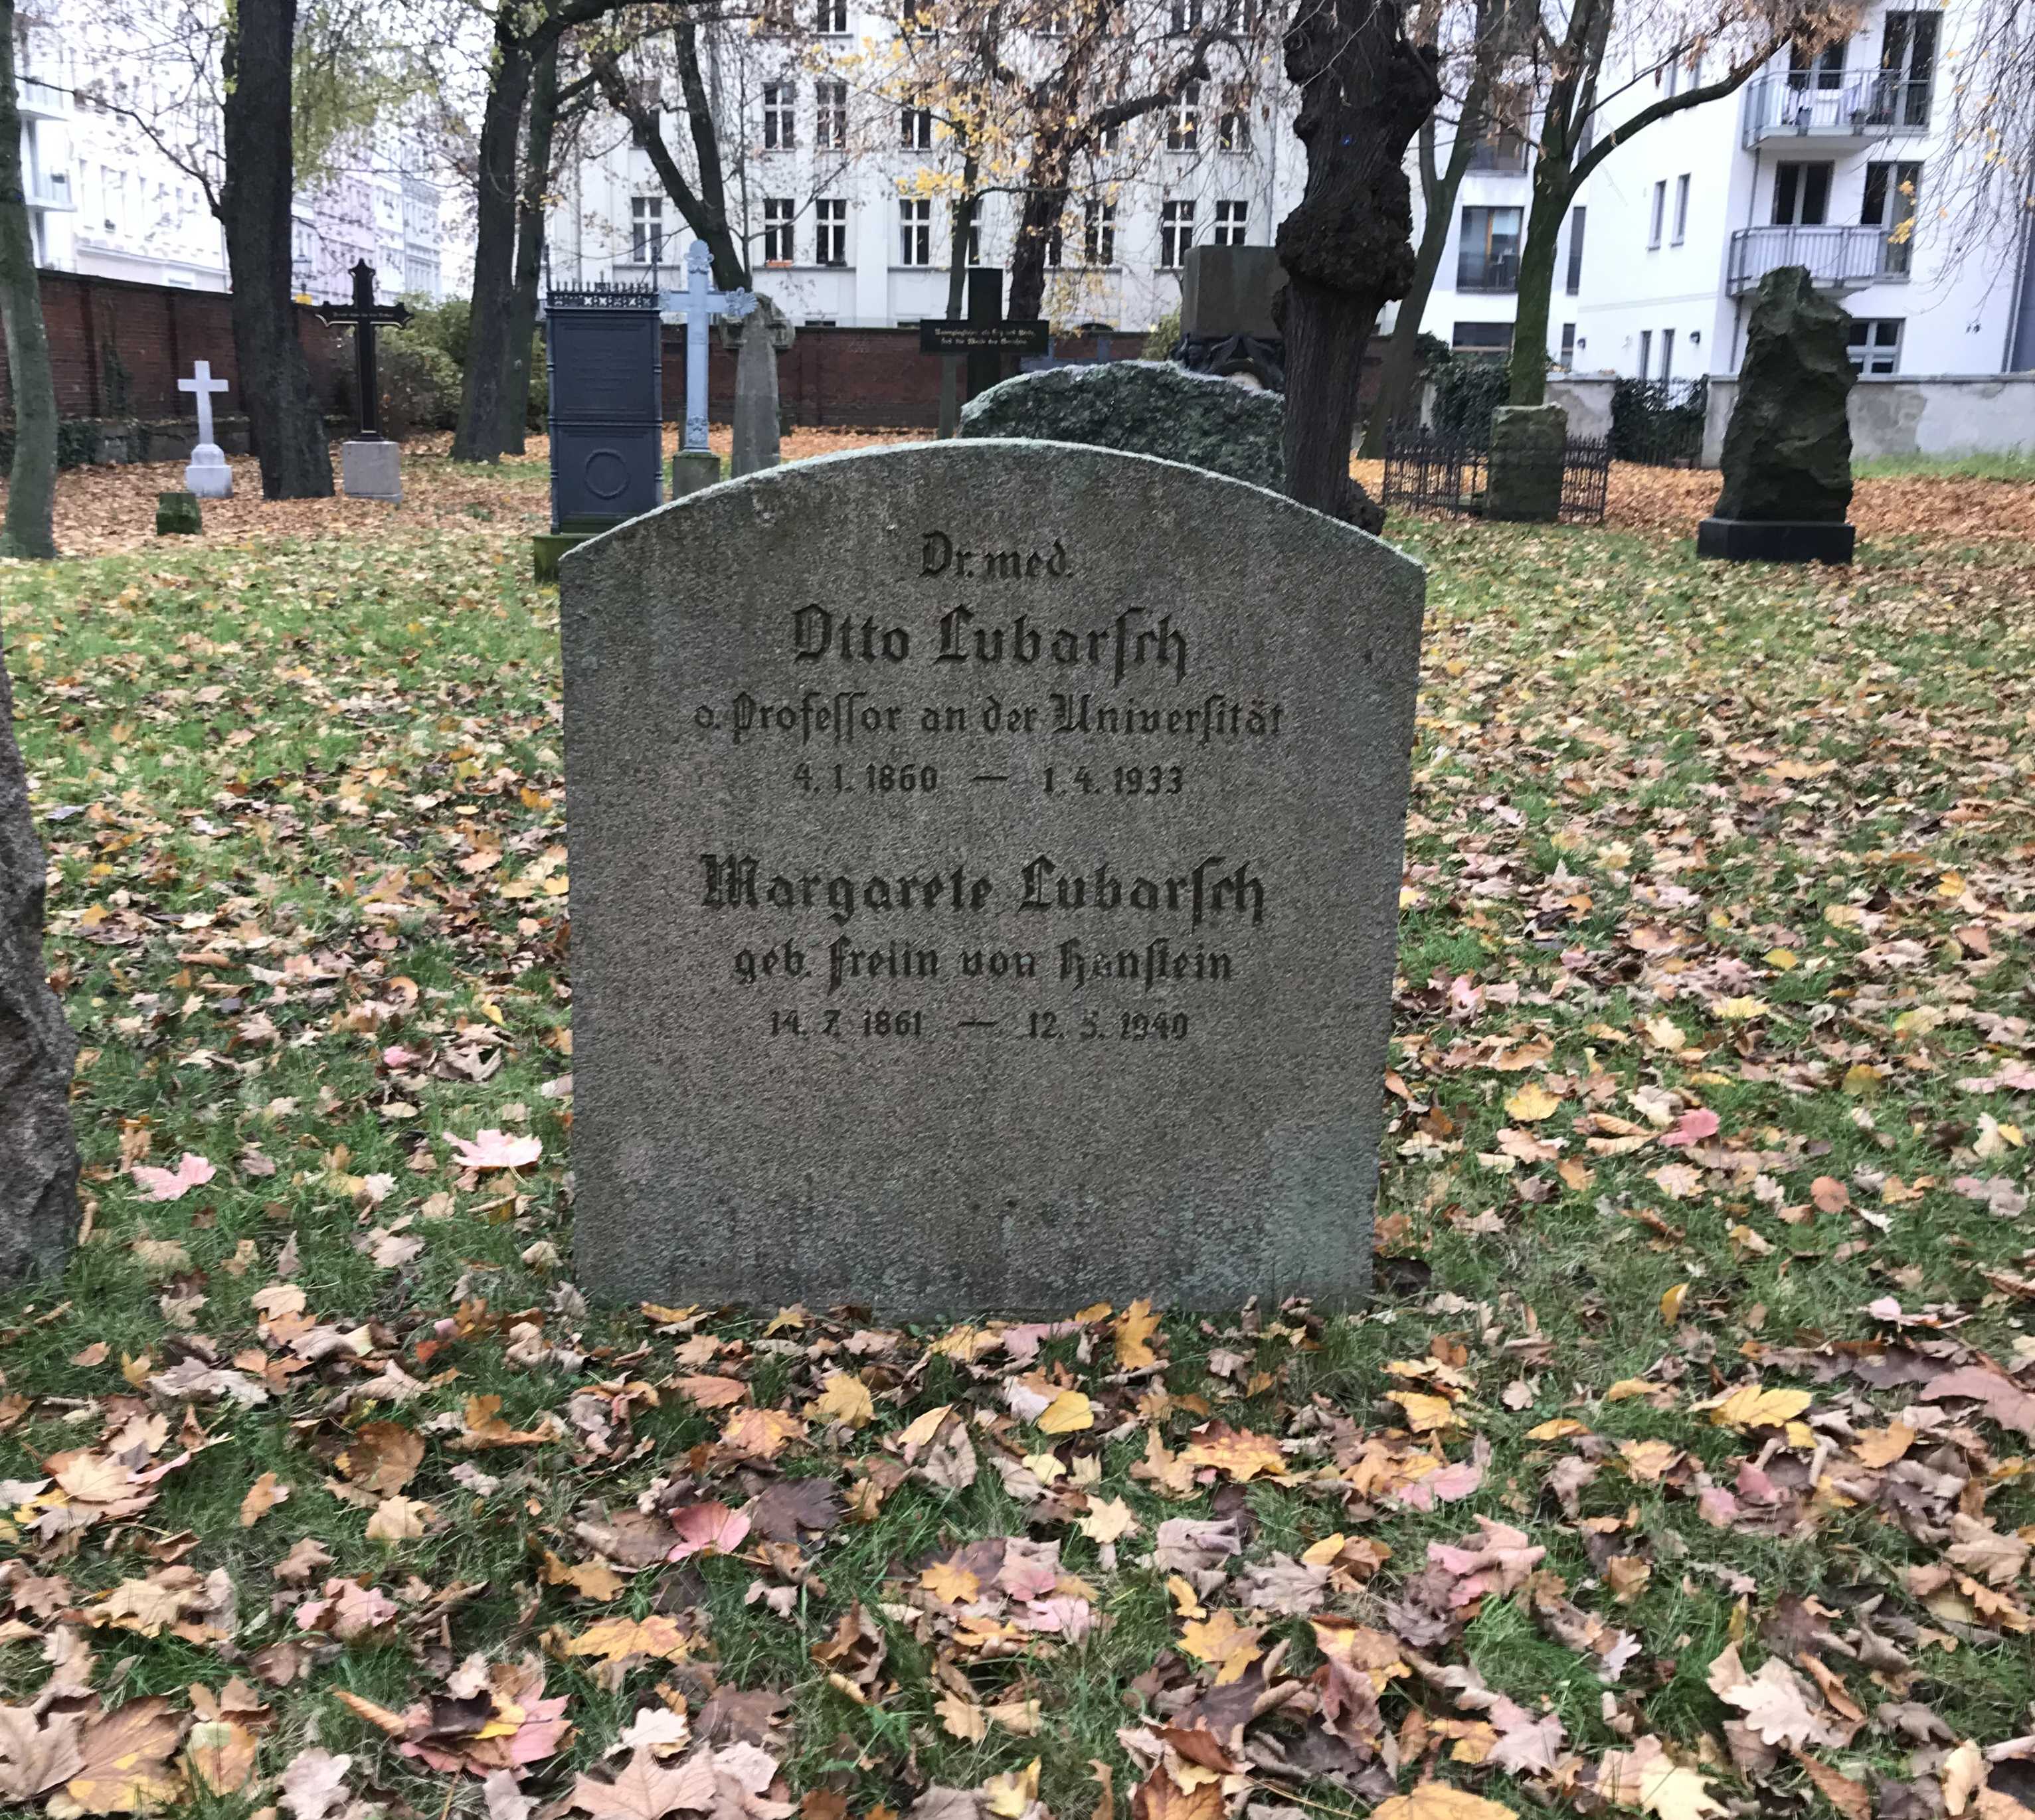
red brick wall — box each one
[0,268,346,423]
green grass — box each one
[0,483,2032,1817]
[1855,448,2035,480]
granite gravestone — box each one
[560,440,1423,1316]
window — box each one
[1094,90,1122,151]
[1658,327,1674,379]
[1648,179,1666,248]
[1168,83,1200,151]
[1559,321,1576,369]
[1083,198,1116,265]
[1467,126,1528,172]
[1788,39,1846,92]
[1862,159,1921,276]
[1772,161,1832,226]
[1456,204,1520,290]
[816,80,848,149]
[899,197,932,264]
[1217,84,1251,150]
[1565,205,1586,294]
[963,212,981,266]
[1045,217,1064,267]
[1451,321,1512,358]
[1168,0,1201,31]
[1876,13,1937,126]
[1847,317,1902,374]
[816,197,847,265]
[1160,198,1194,267]
[762,82,796,149]
[900,103,934,149]
[817,0,847,29]
[1213,199,1247,246]
[763,197,795,263]
[1637,329,1651,376]
[1672,173,1690,244]
[630,193,665,265]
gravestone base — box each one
[341,438,403,501]
[533,529,602,584]
[670,450,723,498]
[155,491,201,536]
[1698,516,1856,563]
[1485,404,1567,523]
[184,443,234,499]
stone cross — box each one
[178,361,228,446]
[179,360,234,499]
[314,260,412,440]
[660,241,756,454]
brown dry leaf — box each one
[1372,1787,1518,1820]
[60,1696,187,1815]
[365,1495,434,1542]
[562,1746,715,1820]
[565,1616,694,1665]
[1180,1422,1284,1481]
[542,1552,627,1602]
[673,1374,749,1410]
[186,1720,258,1796]
[721,1408,806,1461]
[1129,1769,1224,1820]
[238,1472,289,1527]
[0,1706,85,1801]
[1924,1368,2035,1439]
[1793,1754,1869,1820]
[345,1422,423,1493]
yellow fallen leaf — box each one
[564,1615,693,1663]
[237,1471,288,1527]
[1660,1283,1690,1325]
[1706,1385,1812,1432]
[1036,1390,1095,1435]
[921,1558,981,1605]
[810,1372,875,1429]
[1372,1786,1518,1820]
[1178,1609,1263,1685]
[897,1404,954,1451]
[1384,1390,1460,1434]
[1854,1422,1917,1468]
[1504,1083,1561,1122]
[1114,1299,1161,1371]
[984,1760,1041,1819]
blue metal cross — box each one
[660,242,757,453]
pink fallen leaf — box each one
[131,1153,217,1202]
[1660,1108,1720,1149]
[448,1129,543,1171]
[667,1501,751,1562]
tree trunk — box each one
[1360,37,1493,455]
[1006,137,1073,325]
[0,0,56,558]
[503,41,560,455]
[1506,174,1571,406]
[221,0,333,499]
[0,0,78,1278]
[939,155,978,436]
[1276,0,1439,527]
[454,36,533,464]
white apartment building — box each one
[1558,3,2029,381]
[11,3,444,302]
[549,7,1296,329]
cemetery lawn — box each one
[3,463,2034,1820]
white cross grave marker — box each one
[179,361,234,499]
[660,241,757,454]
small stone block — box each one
[1697,517,1856,562]
[670,450,723,499]
[341,438,403,501]
[155,491,202,535]
[1484,404,1568,523]
[532,529,601,584]
[185,444,234,499]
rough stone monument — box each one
[1699,265,1856,562]
[1484,402,1567,523]
[959,362,1284,492]
[177,361,233,499]
[731,299,795,479]
[560,441,1424,1315]
[156,491,202,535]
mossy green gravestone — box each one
[560,441,1423,1316]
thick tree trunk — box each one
[0,0,56,558]
[1006,139,1073,325]
[503,42,560,455]
[221,0,333,499]
[1506,175,1571,407]
[0,0,77,1280]
[454,37,533,464]
[1276,0,1439,527]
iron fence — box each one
[1611,376,1708,467]
[1382,427,1610,525]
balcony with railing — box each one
[15,74,71,119]
[1740,70,1931,145]
[1455,250,1519,293]
[1725,224,1908,295]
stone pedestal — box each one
[156,491,202,535]
[1485,404,1567,523]
[184,442,233,498]
[341,438,402,501]
[1698,517,1855,563]
[670,450,722,498]
[532,529,602,583]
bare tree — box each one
[0,0,55,555]
[1503,0,1855,406]
[1276,0,1440,526]
[505,48,599,451]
